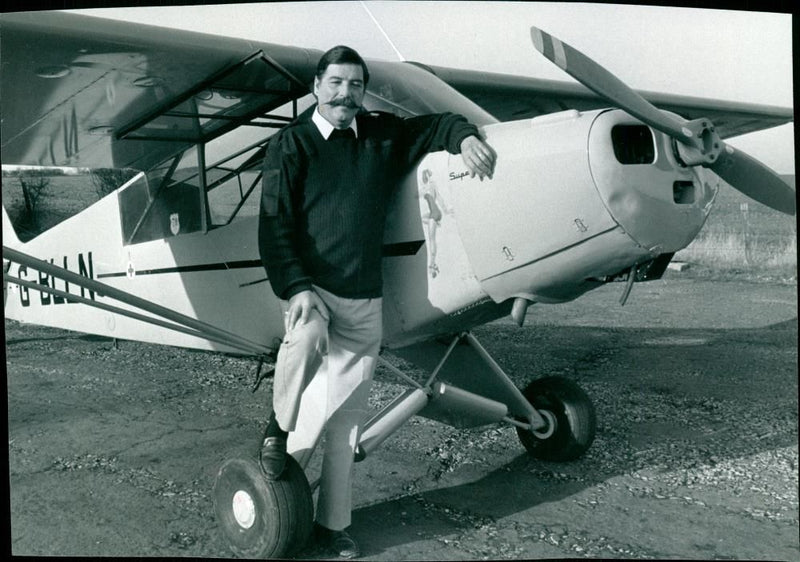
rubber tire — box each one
[213,455,313,558]
[516,376,596,461]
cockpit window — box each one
[119,147,204,245]
[2,167,136,242]
[365,61,497,125]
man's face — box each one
[314,63,365,129]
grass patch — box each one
[675,176,796,281]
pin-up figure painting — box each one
[419,168,453,278]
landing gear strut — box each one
[374,332,597,463]
[213,331,597,556]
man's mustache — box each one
[324,97,360,109]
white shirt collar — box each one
[312,106,358,139]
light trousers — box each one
[272,285,382,531]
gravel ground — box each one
[5,276,798,560]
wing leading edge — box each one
[423,65,792,140]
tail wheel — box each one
[516,376,596,461]
[213,455,313,558]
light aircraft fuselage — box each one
[4,106,715,352]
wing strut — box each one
[3,246,275,357]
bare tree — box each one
[17,169,51,235]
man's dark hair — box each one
[316,45,370,86]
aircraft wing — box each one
[0,11,317,171]
[1,11,792,172]
[425,65,793,139]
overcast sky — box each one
[72,2,795,173]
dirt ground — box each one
[5,276,798,560]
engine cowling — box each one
[450,108,714,303]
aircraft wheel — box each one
[213,455,313,558]
[516,376,596,461]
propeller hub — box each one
[673,118,722,167]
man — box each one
[258,45,495,558]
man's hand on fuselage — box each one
[285,289,330,331]
[460,135,497,180]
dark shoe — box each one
[314,523,361,559]
[258,436,287,480]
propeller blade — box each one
[530,25,796,216]
[530,26,699,149]
[710,145,796,215]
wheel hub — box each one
[531,409,557,439]
[232,490,256,529]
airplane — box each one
[2,8,795,558]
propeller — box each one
[530,26,796,215]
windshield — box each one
[365,61,498,126]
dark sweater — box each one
[258,106,478,300]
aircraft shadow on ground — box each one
[5,306,796,558]
[344,318,798,556]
